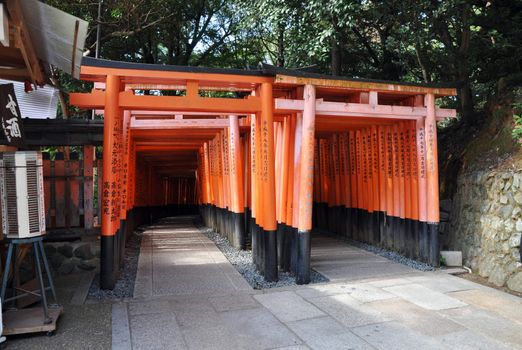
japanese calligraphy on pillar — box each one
[262,119,269,181]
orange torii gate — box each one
[70,58,456,289]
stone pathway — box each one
[114,216,522,350]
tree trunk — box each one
[458,78,474,124]
[277,22,285,67]
[331,36,341,76]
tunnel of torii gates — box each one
[70,57,456,289]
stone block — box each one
[74,243,95,260]
[440,251,462,267]
[506,271,522,293]
[58,244,73,258]
[78,260,97,271]
[58,262,75,274]
[44,244,57,256]
[50,252,65,269]
[487,265,508,286]
[515,219,522,232]
[514,192,522,204]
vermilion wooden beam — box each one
[79,64,273,85]
[274,99,456,121]
[131,118,230,130]
[274,74,456,96]
[71,90,262,113]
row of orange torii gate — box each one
[71,58,456,289]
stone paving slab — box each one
[219,307,303,349]
[384,283,468,310]
[367,298,466,337]
[436,329,513,350]
[209,294,260,312]
[439,306,522,348]
[448,289,522,323]
[128,300,171,316]
[295,281,395,303]
[351,321,442,350]
[254,291,326,322]
[129,312,186,350]
[405,274,478,293]
[112,303,131,350]
[286,316,374,350]
[307,293,392,328]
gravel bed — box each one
[333,234,435,271]
[195,221,328,289]
[87,227,144,301]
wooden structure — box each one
[70,57,456,288]
[42,147,100,234]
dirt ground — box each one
[4,272,111,350]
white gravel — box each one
[87,226,145,301]
[195,221,328,289]
[340,236,435,271]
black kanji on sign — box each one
[0,84,25,147]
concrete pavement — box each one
[115,216,522,350]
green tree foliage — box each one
[49,0,520,124]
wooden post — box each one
[425,93,440,266]
[416,117,428,261]
[228,115,245,249]
[291,113,302,272]
[296,84,316,284]
[100,75,122,289]
[260,82,277,281]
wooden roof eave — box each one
[274,74,457,97]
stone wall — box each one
[444,167,522,293]
[43,238,100,275]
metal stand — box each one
[1,236,58,324]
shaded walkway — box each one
[311,234,417,281]
[134,216,250,299]
[110,216,522,350]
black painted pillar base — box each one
[282,225,293,272]
[289,226,298,273]
[264,229,278,282]
[296,229,311,285]
[376,211,385,247]
[341,207,351,238]
[100,235,116,290]
[119,219,127,266]
[427,223,439,267]
[276,223,286,270]
[251,217,258,268]
[405,219,414,258]
[244,208,251,245]
[399,217,406,252]
[386,215,395,250]
[372,212,381,245]
[419,221,429,262]
[231,212,245,249]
